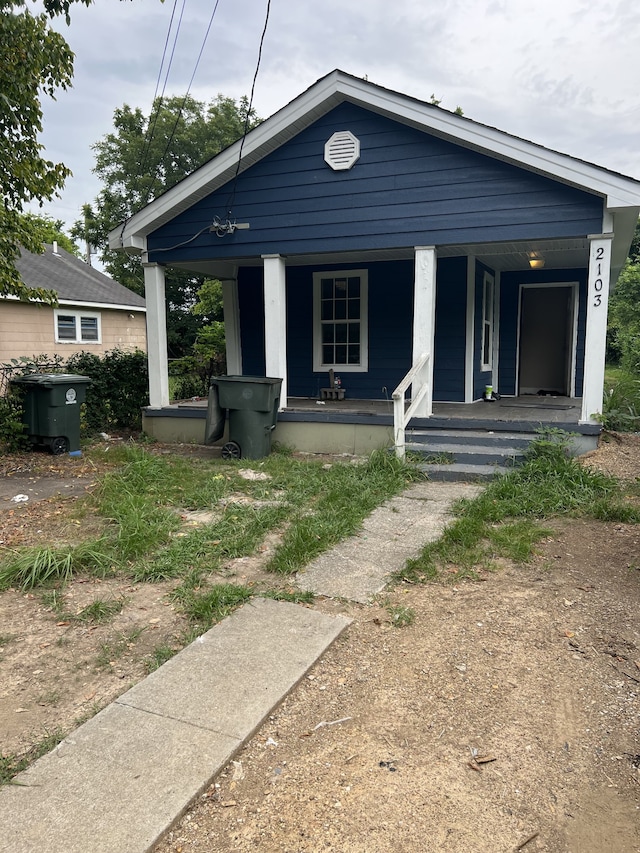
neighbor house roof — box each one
[109,69,640,257]
[14,243,146,311]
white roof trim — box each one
[58,300,147,312]
[0,294,145,312]
[109,70,640,251]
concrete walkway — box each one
[0,480,480,853]
[0,599,350,853]
[296,481,481,602]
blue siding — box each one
[237,258,466,401]
[147,103,603,264]
[434,258,466,402]
[238,268,266,376]
[498,269,587,397]
[287,260,415,399]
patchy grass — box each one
[396,434,640,584]
[73,597,126,624]
[0,729,66,786]
[175,582,254,632]
[386,603,416,627]
[0,445,419,596]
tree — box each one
[0,0,90,302]
[74,94,259,357]
[21,212,80,255]
[608,218,640,372]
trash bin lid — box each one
[11,373,92,386]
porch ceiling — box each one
[164,237,589,280]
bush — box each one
[66,349,149,432]
[599,375,640,431]
[0,391,29,451]
[1,350,149,439]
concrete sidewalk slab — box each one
[296,481,481,602]
[0,598,351,853]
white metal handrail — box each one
[392,352,431,459]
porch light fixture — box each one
[528,252,545,269]
[209,217,250,238]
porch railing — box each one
[392,352,431,460]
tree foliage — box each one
[608,218,640,373]
[0,0,90,302]
[74,94,259,357]
[21,212,80,255]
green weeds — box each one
[73,597,125,624]
[397,435,640,584]
[175,583,253,631]
[386,604,416,627]
[1,729,66,786]
[0,445,417,596]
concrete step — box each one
[416,461,511,482]
[406,428,538,449]
[405,441,525,466]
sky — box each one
[34,0,640,243]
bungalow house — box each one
[0,243,146,370]
[108,70,640,456]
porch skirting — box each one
[141,397,600,456]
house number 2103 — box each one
[593,246,605,307]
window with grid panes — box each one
[54,310,101,344]
[313,270,368,371]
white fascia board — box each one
[110,70,640,250]
[58,299,146,312]
[111,74,343,249]
[0,294,146,312]
[334,75,640,209]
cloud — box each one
[31,0,640,237]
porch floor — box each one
[284,395,584,425]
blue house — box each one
[109,71,640,456]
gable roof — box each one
[109,69,640,256]
[14,244,145,310]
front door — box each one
[518,284,576,396]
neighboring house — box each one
[0,243,146,365]
[108,70,640,452]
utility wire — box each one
[137,0,186,191]
[224,0,271,218]
[143,0,222,208]
[120,0,185,241]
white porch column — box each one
[143,262,170,408]
[262,254,287,407]
[222,275,242,375]
[412,246,437,416]
[580,234,613,423]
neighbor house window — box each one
[313,270,368,372]
[54,310,101,344]
[480,272,494,372]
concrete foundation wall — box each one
[142,411,393,455]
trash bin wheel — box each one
[50,436,69,455]
[221,441,241,460]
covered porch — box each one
[107,71,640,459]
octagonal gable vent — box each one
[324,131,360,171]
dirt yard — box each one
[1,436,639,852]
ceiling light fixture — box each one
[528,252,545,269]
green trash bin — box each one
[11,373,92,455]
[211,375,282,460]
